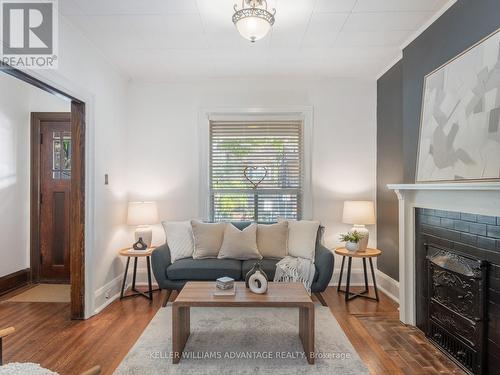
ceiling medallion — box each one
[232,0,276,43]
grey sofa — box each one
[152,222,334,306]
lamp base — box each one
[135,226,152,248]
[351,224,369,251]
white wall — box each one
[125,78,377,264]
[18,14,130,316]
[2,9,378,312]
[0,74,69,278]
[0,76,30,277]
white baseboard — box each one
[94,274,123,315]
[329,268,374,287]
[328,267,400,303]
[93,266,400,314]
[376,270,400,303]
[93,268,159,315]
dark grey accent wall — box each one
[376,0,500,280]
[402,0,500,182]
[376,61,403,281]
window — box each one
[209,120,303,222]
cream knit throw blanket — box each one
[274,256,316,294]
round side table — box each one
[119,247,156,301]
[335,247,381,302]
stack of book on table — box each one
[214,277,235,296]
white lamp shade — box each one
[342,201,375,225]
[127,201,158,226]
[235,16,271,42]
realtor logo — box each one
[1,0,58,68]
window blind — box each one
[209,120,303,222]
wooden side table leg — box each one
[172,306,190,364]
[120,257,130,299]
[345,257,352,302]
[337,256,345,292]
[369,258,379,301]
[299,306,315,364]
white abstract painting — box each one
[416,29,500,182]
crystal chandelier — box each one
[232,0,276,43]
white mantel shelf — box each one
[388,182,500,191]
[386,181,500,325]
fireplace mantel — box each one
[388,182,500,191]
[387,182,500,325]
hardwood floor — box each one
[0,286,466,375]
[0,288,164,375]
[321,287,465,375]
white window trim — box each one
[197,106,313,221]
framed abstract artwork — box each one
[416,28,500,183]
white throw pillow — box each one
[161,221,194,262]
[218,223,262,260]
[279,219,320,260]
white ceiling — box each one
[60,0,451,82]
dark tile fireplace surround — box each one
[416,208,500,375]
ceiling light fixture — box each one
[232,0,276,43]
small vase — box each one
[249,270,268,294]
[245,262,268,288]
[345,241,359,252]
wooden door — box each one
[38,114,71,282]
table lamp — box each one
[127,201,159,248]
[342,201,375,251]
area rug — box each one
[114,305,368,374]
[7,284,70,303]
[0,362,57,375]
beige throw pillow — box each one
[279,219,320,261]
[257,222,288,258]
[218,223,262,260]
[191,221,226,259]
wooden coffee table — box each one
[172,281,315,364]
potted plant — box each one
[339,231,365,252]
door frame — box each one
[30,112,72,284]
[2,64,86,319]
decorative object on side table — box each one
[119,247,158,301]
[335,247,381,302]
[127,201,159,248]
[132,237,148,250]
[245,261,268,288]
[342,201,375,251]
[339,231,365,252]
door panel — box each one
[39,119,71,282]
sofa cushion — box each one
[161,221,194,262]
[218,223,262,260]
[257,222,288,258]
[242,259,280,280]
[279,219,320,261]
[191,221,226,259]
[167,258,242,281]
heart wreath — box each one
[243,166,268,189]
